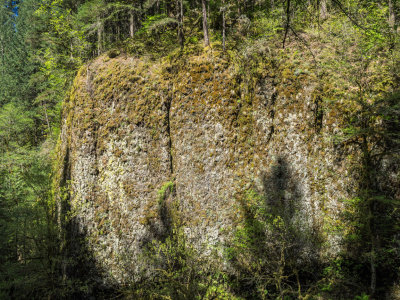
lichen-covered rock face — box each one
[57,51,358,283]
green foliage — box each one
[125,197,235,299]
[141,14,179,34]
[136,225,207,299]
[326,74,400,298]
[226,188,322,299]
[0,136,58,298]
[123,13,182,58]
[158,180,175,205]
[0,2,63,297]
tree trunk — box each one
[389,0,396,31]
[129,10,135,38]
[360,134,377,297]
[117,19,121,41]
[177,0,184,48]
[202,0,210,47]
[97,17,103,55]
[320,0,328,20]
[222,0,226,52]
[180,0,184,47]
[282,0,290,48]
[370,234,377,296]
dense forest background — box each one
[0,0,399,299]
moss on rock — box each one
[56,48,370,284]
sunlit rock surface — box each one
[56,52,375,283]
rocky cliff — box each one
[54,49,390,285]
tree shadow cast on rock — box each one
[226,156,324,299]
[124,182,221,299]
[140,181,176,247]
[57,148,120,299]
[60,213,120,299]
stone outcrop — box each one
[55,50,374,283]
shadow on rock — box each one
[61,215,120,299]
[226,156,323,299]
